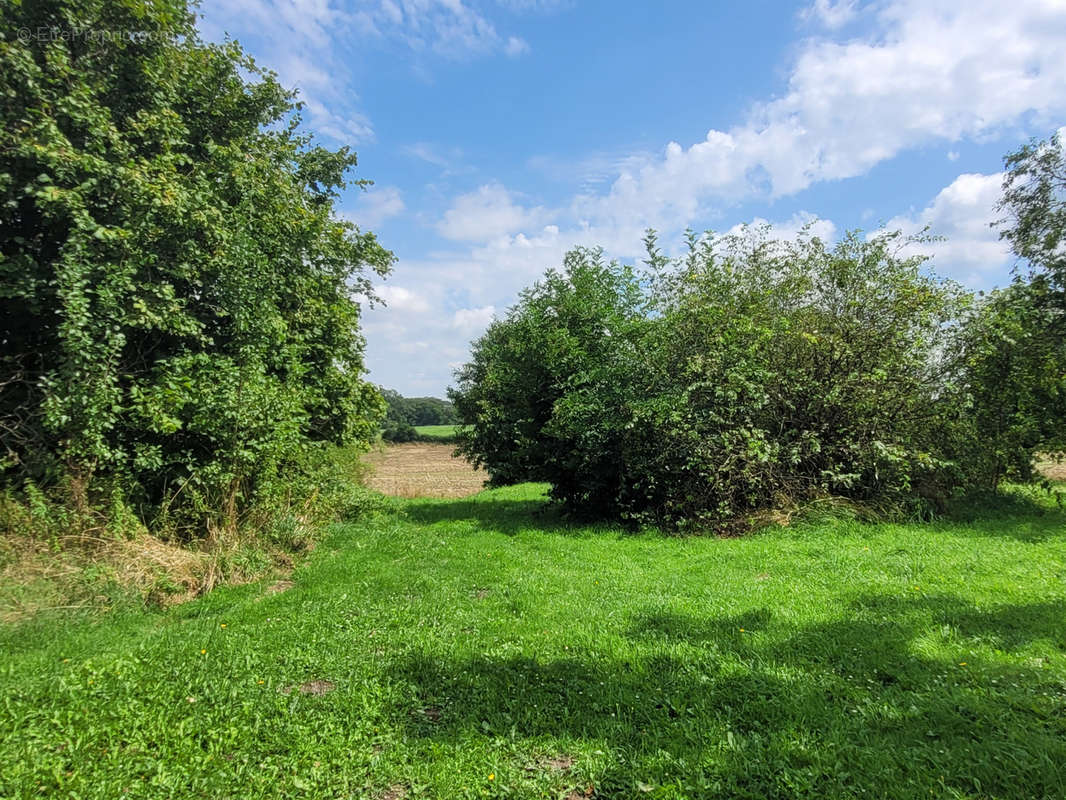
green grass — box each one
[3,484,1066,799]
[413,424,460,439]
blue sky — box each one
[198,0,1066,396]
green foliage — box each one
[951,283,1066,488]
[381,422,419,443]
[3,483,1065,798]
[998,129,1066,301]
[0,0,392,534]
[453,228,967,529]
[966,130,1066,485]
[380,389,459,427]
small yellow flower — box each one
[257,680,265,685]
[738,627,745,632]
[958,662,967,666]
[488,773,495,781]
[200,649,207,655]
[220,623,227,629]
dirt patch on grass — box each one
[364,443,486,498]
[525,754,574,773]
[564,786,595,799]
[1037,455,1066,482]
[264,579,294,595]
[281,679,335,696]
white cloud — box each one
[389,0,530,59]
[362,0,1063,393]
[345,185,405,229]
[199,0,533,150]
[403,141,454,167]
[882,172,1012,286]
[726,211,837,243]
[376,285,431,313]
[576,0,1066,231]
[452,305,496,332]
[304,98,376,144]
[437,183,553,242]
[504,35,530,56]
[803,0,859,29]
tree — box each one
[951,284,1066,489]
[0,0,392,531]
[452,228,967,529]
[961,130,1066,482]
[998,129,1066,304]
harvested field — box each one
[364,443,487,498]
[1038,455,1066,482]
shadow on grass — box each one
[938,486,1066,542]
[402,496,593,536]
[388,593,1066,798]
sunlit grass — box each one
[2,483,1064,798]
[413,424,461,439]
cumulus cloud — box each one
[437,184,553,242]
[345,186,405,229]
[882,172,1012,286]
[726,211,837,243]
[219,0,1064,394]
[452,305,496,332]
[575,0,1066,232]
[376,285,431,313]
[803,0,859,29]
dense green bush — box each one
[453,228,974,530]
[950,284,1066,489]
[381,422,419,443]
[0,0,391,535]
[965,130,1066,483]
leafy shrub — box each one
[950,284,1066,488]
[0,0,391,536]
[453,227,970,530]
[382,423,419,443]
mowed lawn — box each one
[2,484,1066,799]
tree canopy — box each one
[1,0,392,532]
[453,228,974,529]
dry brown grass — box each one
[364,443,487,498]
[0,530,217,623]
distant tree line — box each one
[452,132,1066,531]
[378,389,458,442]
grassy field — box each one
[2,482,1065,799]
[414,425,461,439]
